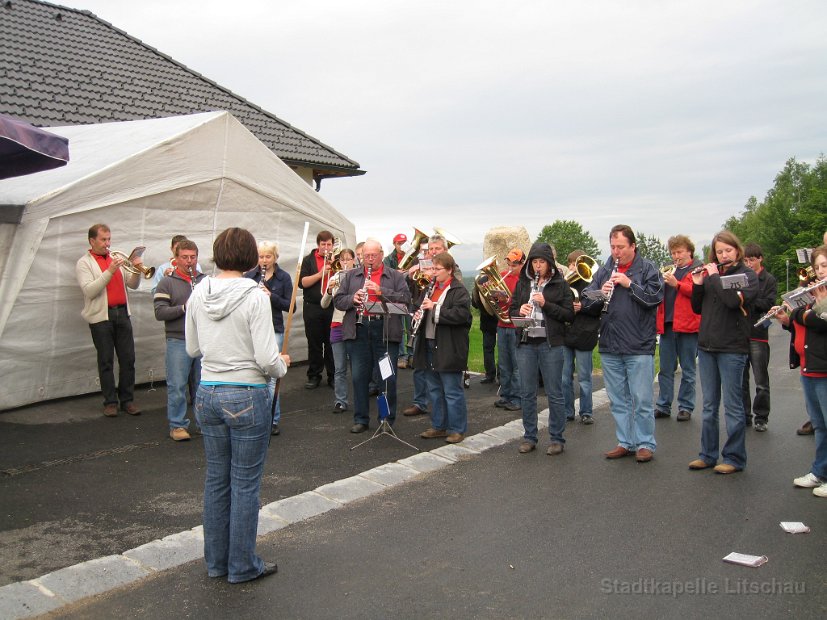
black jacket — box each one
[787,304,827,373]
[581,252,663,355]
[509,243,574,346]
[299,250,326,305]
[244,265,292,333]
[691,262,758,354]
[412,279,472,372]
[747,268,777,340]
[564,278,600,351]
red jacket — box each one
[657,271,701,334]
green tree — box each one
[723,156,827,294]
[635,231,671,267]
[535,220,601,264]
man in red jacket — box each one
[655,235,701,422]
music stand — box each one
[350,298,419,452]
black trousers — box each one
[742,340,770,422]
[88,306,136,407]
[482,329,497,379]
[303,302,334,380]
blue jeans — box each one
[266,332,284,424]
[562,346,593,418]
[424,340,468,434]
[516,341,565,445]
[697,350,747,469]
[412,368,430,410]
[801,375,827,479]
[332,340,349,408]
[196,385,271,583]
[166,337,201,430]
[742,340,770,423]
[601,353,656,451]
[345,319,399,426]
[496,327,521,405]
[656,326,698,414]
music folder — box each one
[509,316,536,327]
[365,300,408,316]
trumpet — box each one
[798,265,816,283]
[110,249,155,279]
[660,264,677,277]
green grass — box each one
[468,307,659,374]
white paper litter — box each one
[780,521,810,534]
[723,552,768,567]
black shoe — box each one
[494,398,508,408]
[350,423,369,433]
[654,410,670,419]
[581,415,594,425]
[480,376,496,384]
[368,387,380,396]
[304,376,321,389]
[754,421,768,432]
[270,424,280,436]
[256,562,278,580]
[503,402,521,411]
[333,402,346,414]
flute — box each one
[753,305,787,328]
[691,259,733,276]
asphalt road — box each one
[2,331,826,618]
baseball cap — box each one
[393,233,407,243]
[506,248,525,263]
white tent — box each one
[0,111,356,411]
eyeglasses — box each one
[363,253,381,259]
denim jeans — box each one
[88,306,135,407]
[424,340,468,434]
[496,327,521,405]
[801,375,827,479]
[195,385,271,583]
[601,353,656,451]
[516,341,565,445]
[166,337,201,429]
[697,350,747,469]
[332,340,349,408]
[266,332,284,424]
[345,319,399,426]
[412,368,430,410]
[742,340,770,423]
[482,329,497,379]
[562,346,593,418]
[656,326,698,414]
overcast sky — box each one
[59,0,827,266]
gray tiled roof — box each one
[0,0,364,179]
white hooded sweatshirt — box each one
[185,277,287,384]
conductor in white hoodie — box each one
[185,227,290,584]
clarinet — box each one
[408,277,437,349]
[188,266,196,292]
[521,272,541,343]
[356,265,372,325]
[602,258,619,314]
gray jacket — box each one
[333,266,411,341]
[154,270,207,339]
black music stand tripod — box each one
[351,300,419,452]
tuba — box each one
[565,254,596,300]
[433,226,462,249]
[398,227,430,271]
[473,256,512,324]
[110,249,155,279]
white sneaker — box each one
[793,472,822,488]
[813,483,827,498]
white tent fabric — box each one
[0,111,356,411]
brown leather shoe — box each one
[403,405,427,417]
[103,404,118,417]
[518,441,536,454]
[123,403,141,416]
[445,433,464,444]
[604,446,632,459]
[676,410,692,421]
[546,443,564,456]
[714,463,741,475]
[798,420,814,435]
[170,428,191,441]
[688,459,712,470]
[635,448,653,462]
[420,428,447,439]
